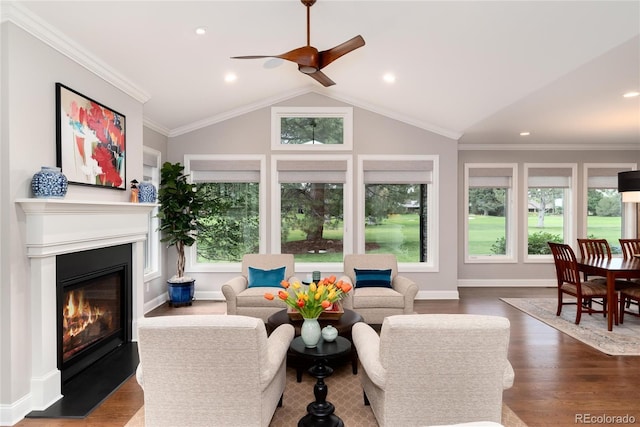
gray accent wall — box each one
[168,92,460,300]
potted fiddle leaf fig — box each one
[157,161,205,306]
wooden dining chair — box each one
[618,238,640,319]
[576,238,611,284]
[548,242,612,325]
[619,239,640,260]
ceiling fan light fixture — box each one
[299,65,317,74]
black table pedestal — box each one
[298,361,344,427]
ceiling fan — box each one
[231,0,365,87]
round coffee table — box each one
[267,308,363,382]
[290,336,351,427]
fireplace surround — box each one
[17,199,155,413]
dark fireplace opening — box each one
[56,244,132,384]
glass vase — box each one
[301,316,321,348]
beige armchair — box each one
[222,254,299,322]
[136,314,294,427]
[340,254,418,324]
[352,314,514,427]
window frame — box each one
[184,154,267,273]
[271,154,353,273]
[271,106,353,151]
[582,163,637,246]
[464,163,518,264]
[357,154,439,271]
[524,163,577,263]
[142,146,161,281]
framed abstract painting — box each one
[56,83,126,190]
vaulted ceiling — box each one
[5,1,640,147]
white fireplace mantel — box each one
[17,198,158,257]
[16,198,156,411]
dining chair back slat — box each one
[619,239,640,260]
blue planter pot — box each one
[167,280,195,307]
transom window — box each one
[271,107,353,151]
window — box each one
[358,155,438,267]
[465,164,517,262]
[271,107,353,151]
[185,155,265,267]
[583,164,636,253]
[272,155,352,266]
[142,147,161,279]
[525,164,577,260]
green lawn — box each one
[281,213,624,262]
[468,214,622,254]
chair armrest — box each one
[136,363,144,388]
[503,361,514,390]
[392,275,418,314]
[221,276,248,315]
[338,275,354,310]
[260,324,295,388]
[352,322,386,389]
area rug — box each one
[501,298,640,356]
[125,364,526,427]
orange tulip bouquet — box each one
[264,275,352,319]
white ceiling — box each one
[5,0,640,146]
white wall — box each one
[167,92,460,301]
[0,22,144,425]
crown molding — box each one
[143,117,170,137]
[168,86,461,141]
[2,2,150,104]
[168,87,312,137]
[458,143,640,151]
[310,87,462,141]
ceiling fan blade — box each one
[304,69,336,87]
[318,35,365,70]
[231,55,276,59]
[232,46,319,70]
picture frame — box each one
[56,83,126,190]
[271,106,353,151]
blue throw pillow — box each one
[247,266,286,288]
[354,268,392,288]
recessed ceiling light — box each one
[519,132,531,136]
[195,27,206,35]
[383,73,396,84]
[623,91,639,98]
[224,73,237,83]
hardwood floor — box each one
[14,287,640,427]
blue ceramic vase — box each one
[31,166,68,198]
[137,181,157,203]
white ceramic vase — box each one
[301,317,321,348]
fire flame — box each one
[63,290,104,338]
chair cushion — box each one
[237,286,286,307]
[353,287,405,309]
[247,265,286,288]
[354,268,392,288]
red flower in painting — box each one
[92,146,122,187]
[87,102,109,144]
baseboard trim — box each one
[457,279,555,287]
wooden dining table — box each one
[577,256,640,331]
